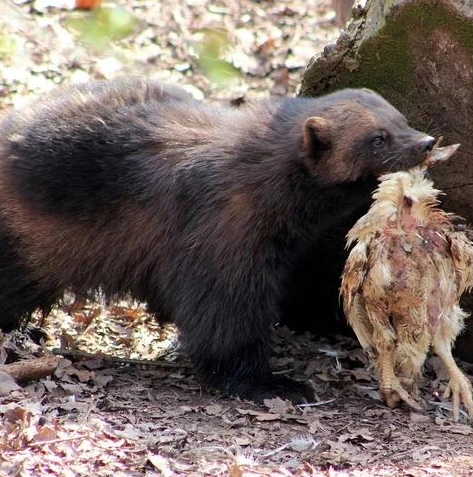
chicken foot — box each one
[377,342,423,412]
[433,335,473,421]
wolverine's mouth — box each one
[376,139,460,177]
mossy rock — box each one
[298,0,473,361]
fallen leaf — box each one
[75,0,102,10]
[0,370,20,395]
[307,418,324,433]
[263,397,292,415]
[204,403,223,415]
[236,408,281,421]
[410,412,430,424]
[148,454,173,476]
[32,425,58,443]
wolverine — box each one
[0,78,435,403]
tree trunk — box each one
[298,0,473,361]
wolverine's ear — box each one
[302,116,332,157]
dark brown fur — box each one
[0,79,435,402]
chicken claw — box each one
[434,332,473,421]
[378,349,423,411]
[443,371,473,421]
[380,377,423,412]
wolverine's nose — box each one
[419,136,436,154]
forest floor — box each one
[1,1,473,476]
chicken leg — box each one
[377,339,423,411]
[361,307,423,411]
[433,318,473,421]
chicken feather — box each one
[340,144,473,421]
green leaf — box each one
[66,7,140,52]
[193,28,240,84]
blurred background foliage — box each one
[67,3,239,84]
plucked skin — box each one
[341,166,473,420]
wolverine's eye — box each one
[372,135,385,148]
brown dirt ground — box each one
[1,1,473,476]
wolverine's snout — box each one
[417,136,435,155]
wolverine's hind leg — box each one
[0,228,60,332]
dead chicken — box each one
[340,142,473,421]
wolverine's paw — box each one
[443,372,473,421]
[231,375,314,405]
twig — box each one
[297,398,336,409]
[428,400,469,420]
[51,348,190,369]
[27,434,88,448]
[0,355,60,382]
